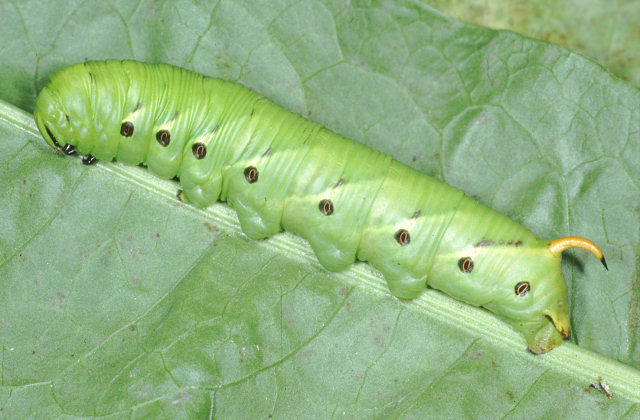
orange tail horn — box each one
[548,237,608,270]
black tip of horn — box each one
[600,256,608,271]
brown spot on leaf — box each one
[203,222,219,233]
[468,350,484,360]
[299,349,315,361]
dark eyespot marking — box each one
[244,166,259,183]
[156,130,170,147]
[192,142,207,159]
[394,229,410,246]
[44,126,62,148]
[82,154,96,165]
[319,199,334,216]
[458,257,474,273]
[120,121,134,137]
[62,144,76,155]
[515,281,530,297]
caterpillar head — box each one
[34,87,69,153]
[431,236,606,354]
[34,63,98,156]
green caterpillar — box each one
[34,60,607,354]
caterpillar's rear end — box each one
[34,60,607,353]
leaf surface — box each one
[0,0,638,417]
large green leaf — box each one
[425,0,640,87]
[1,0,638,417]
